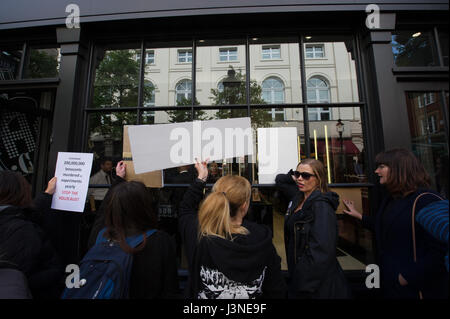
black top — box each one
[178,179,287,299]
[0,193,64,299]
[275,171,351,299]
[88,176,180,299]
[362,188,448,299]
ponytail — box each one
[198,176,250,240]
[198,192,233,240]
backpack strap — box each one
[95,228,157,248]
[126,229,157,248]
[411,192,444,299]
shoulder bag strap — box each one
[411,192,444,299]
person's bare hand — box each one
[45,177,57,195]
[195,158,209,182]
[116,161,126,179]
[398,273,408,286]
[343,199,363,220]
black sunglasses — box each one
[293,171,316,180]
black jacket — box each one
[179,179,287,299]
[276,172,351,299]
[0,193,64,299]
[87,176,180,299]
[362,188,448,299]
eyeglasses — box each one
[293,171,316,180]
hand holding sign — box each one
[195,157,209,182]
[45,177,57,195]
[116,161,126,179]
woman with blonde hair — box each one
[276,158,351,299]
[179,159,286,299]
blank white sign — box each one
[128,117,253,174]
[257,127,299,184]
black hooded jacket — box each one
[276,172,351,299]
[179,179,287,299]
[0,193,64,298]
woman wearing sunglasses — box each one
[275,158,351,299]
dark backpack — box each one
[61,228,156,299]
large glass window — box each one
[84,34,370,272]
[0,90,53,187]
[0,47,22,80]
[92,45,141,108]
[144,41,192,107]
[24,46,60,79]
[391,30,440,67]
[196,39,246,106]
[406,91,449,199]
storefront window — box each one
[144,41,192,107]
[196,39,247,106]
[438,28,448,66]
[85,35,371,271]
[406,91,449,198]
[87,111,137,163]
[391,30,440,67]
[24,46,60,78]
[0,47,22,80]
[92,45,141,108]
[0,90,53,189]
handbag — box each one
[411,192,444,299]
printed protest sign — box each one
[51,152,93,212]
[128,118,253,174]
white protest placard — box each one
[257,127,299,184]
[128,117,253,174]
[51,152,93,212]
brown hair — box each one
[104,181,158,254]
[297,158,329,193]
[0,170,32,207]
[375,148,431,197]
[198,175,251,240]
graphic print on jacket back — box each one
[198,266,267,299]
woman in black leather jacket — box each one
[275,158,351,299]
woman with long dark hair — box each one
[343,148,448,298]
[179,159,286,299]
[275,158,351,299]
[89,161,179,298]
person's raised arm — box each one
[178,158,209,264]
[343,199,374,231]
[275,169,298,201]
